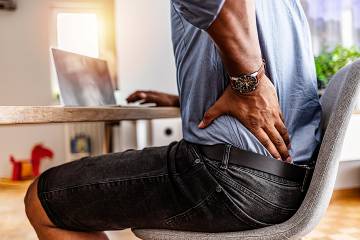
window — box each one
[301,0,359,54]
[56,13,100,58]
[49,1,116,101]
[51,12,101,99]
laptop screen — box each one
[52,48,116,106]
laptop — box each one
[52,48,119,106]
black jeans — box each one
[38,140,305,233]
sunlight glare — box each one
[57,13,99,58]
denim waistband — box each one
[193,143,314,192]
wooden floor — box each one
[1,180,359,240]
[304,189,360,240]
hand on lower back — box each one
[198,76,292,162]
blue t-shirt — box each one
[171,0,322,165]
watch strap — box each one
[254,61,266,81]
[229,61,266,81]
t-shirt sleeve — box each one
[172,0,226,30]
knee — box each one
[24,179,45,227]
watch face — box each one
[231,76,258,93]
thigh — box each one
[37,140,226,232]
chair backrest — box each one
[133,61,360,240]
[320,62,359,131]
[279,59,360,239]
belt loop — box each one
[301,167,313,193]
[220,145,232,170]
[191,145,202,162]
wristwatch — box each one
[229,61,266,94]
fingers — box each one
[263,126,291,162]
[126,91,148,103]
[275,117,291,149]
[252,128,282,160]
[279,112,285,123]
[198,102,223,129]
[127,91,160,105]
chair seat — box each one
[132,228,302,240]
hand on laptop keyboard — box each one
[127,91,180,107]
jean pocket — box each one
[162,188,262,232]
[205,160,303,226]
[172,141,204,176]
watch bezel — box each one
[230,75,259,94]
[228,61,265,94]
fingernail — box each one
[277,157,281,161]
[286,156,292,163]
[198,121,205,128]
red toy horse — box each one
[10,144,54,181]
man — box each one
[25,0,321,239]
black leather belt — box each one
[196,144,314,189]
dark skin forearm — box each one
[207,0,262,75]
[200,0,291,161]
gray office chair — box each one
[132,60,360,240]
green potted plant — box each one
[315,45,360,91]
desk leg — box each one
[103,123,114,154]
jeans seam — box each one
[189,144,201,160]
[207,162,298,212]
[37,170,67,229]
[231,165,301,187]
[222,192,271,228]
[172,161,204,177]
[164,190,217,225]
[42,173,169,194]
[216,167,298,212]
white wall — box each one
[0,0,66,178]
[115,0,177,97]
[0,0,115,178]
[0,0,53,105]
[115,0,181,149]
[335,160,360,190]
[340,115,360,161]
[334,115,360,189]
